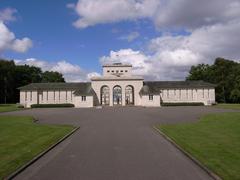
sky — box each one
[0,0,240,82]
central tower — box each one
[91,63,143,106]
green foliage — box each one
[0,116,74,179]
[42,71,65,83]
[31,103,74,108]
[162,102,204,106]
[187,57,240,103]
[0,59,65,103]
[157,112,240,180]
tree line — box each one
[0,59,65,104]
[187,57,240,103]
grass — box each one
[156,112,240,180]
[215,103,240,110]
[0,104,21,113]
[0,116,74,179]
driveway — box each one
[2,106,233,180]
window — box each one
[112,70,114,73]
[107,70,110,73]
[125,70,128,72]
[47,91,48,101]
[71,91,73,101]
[25,91,27,101]
[149,94,153,101]
[116,70,119,73]
[54,91,55,100]
[30,91,32,101]
[120,70,123,72]
[66,91,68,101]
[202,89,204,98]
[82,96,86,101]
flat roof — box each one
[102,63,132,67]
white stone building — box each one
[19,63,216,108]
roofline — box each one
[102,64,132,67]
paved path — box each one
[3,106,233,180]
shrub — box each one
[31,104,74,108]
[162,102,204,106]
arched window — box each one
[113,85,122,105]
[125,85,134,105]
[101,86,110,105]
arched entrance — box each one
[125,85,134,105]
[113,85,122,105]
[100,86,110,105]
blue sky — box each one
[0,0,158,72]
[0,0,240,81]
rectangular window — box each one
[30,91,32,101]
[47,91,48,101]
[149,95,153,101]
[120,70,123,72]
[54,91,55,101]
[167,89,169,98]
[174,89,176,96]
[107,70,110,73]
[59,90,61,101]
[71,91,73,101]
[202,89,204,98]
[66,91,68,101]
[82,96,86,101]
[112,70,114,73]
[125,70,128,72]
[186,89,188,99]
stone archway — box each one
[125,85,134,105]
[100,85,110,105]
[113,85,122,105]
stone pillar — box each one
[122,86,126,106]
[109,86,113,106]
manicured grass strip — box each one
[0,116,74,179]
[156,112,240,180]
[0,104,21,113]
[215,103,240,110]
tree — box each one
[0,59,66,103]
[186,57,240,103]
[41,71,65,83]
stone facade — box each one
[19,63,216,108]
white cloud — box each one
[0,17,32,54]
[100,49,153,78]
[119,31,140,42]
[71,0,160,28]
[0,7,17,22]
[15,58,100,82]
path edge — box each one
[153,126,222,180]
[5,126,80,180]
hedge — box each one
[31,104,74,108]
[161,102,204,106]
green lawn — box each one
[0,116,74,179]
[215,103,240,110]
[0,104,21,113]
[156,112,240,180]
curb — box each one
[153,126,222,180]
[5,126,80,180]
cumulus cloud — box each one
[0,8,32,54]
[154,0,240,30]
[15,58,100,82]
[70,0,160,28]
